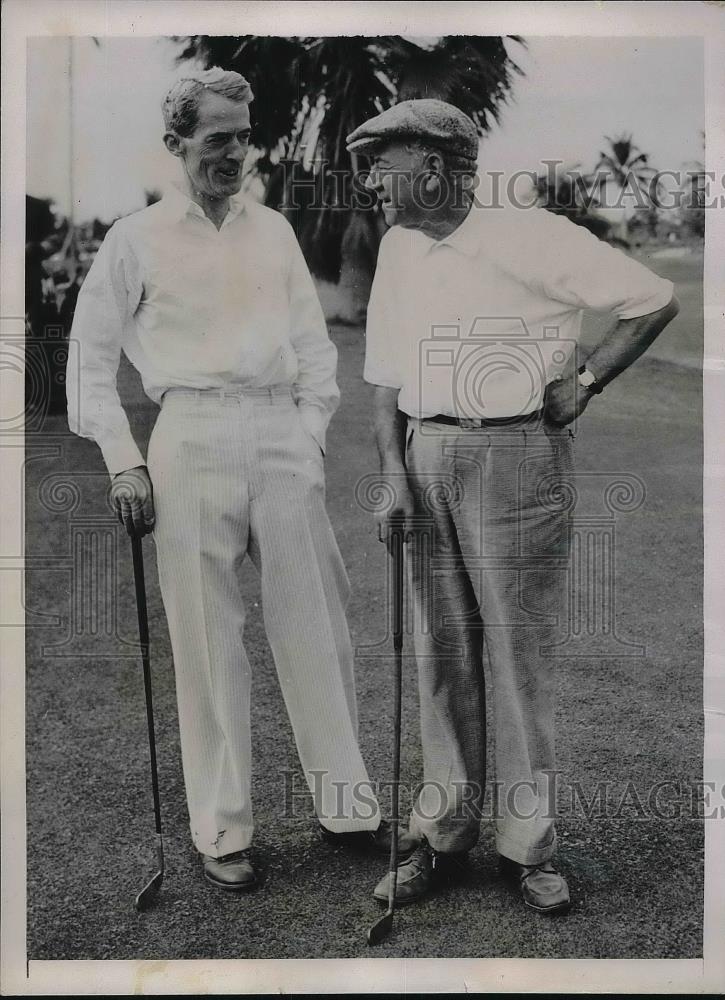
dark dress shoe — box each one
[373,840,469,905]
[319,819,420,859]
[373,840,440,905]
[202,849,257,891]
[500,856,570,914]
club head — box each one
[366,910,394,946]
[134,870,163,912]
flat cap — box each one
[346,99,478,161]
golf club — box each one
[367,523,405,946]
[130,531,165,911]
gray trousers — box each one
[404,413,572,865]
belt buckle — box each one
[459,417,484,430]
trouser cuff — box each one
[318,807,381,834]
[194,826,254,859]
[409,813,480,854]
[496,829,557,866]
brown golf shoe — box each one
[202,849,257,891]
[319,819,420,859]
[500,856,571,914]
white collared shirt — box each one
[364,203,674,419]
[67,186,338,474]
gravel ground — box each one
[24,253,703,960]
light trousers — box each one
[147,386,380,858]
[404,413,572,865]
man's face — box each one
[171,90,251,200]
[365,141,427,228]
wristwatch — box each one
[577,365,604,394]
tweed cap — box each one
[346,99,478,160]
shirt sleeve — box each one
[65,223,145,477]
[521,210,674,319]
[363,229,404,388]
[285,222,339,454]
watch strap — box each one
[578,364,604,394]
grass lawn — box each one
[24,252,703,960]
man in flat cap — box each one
[67,68,416,892]
[348,99,679,912]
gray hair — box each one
[162,67,254,137]
[405,140,478,184]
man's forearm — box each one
[372,386,408,472]
[584,295,680,388]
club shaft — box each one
[131,534,163,838]
[388,527,404,906]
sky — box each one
[26,34,704,222]
[484,35,703,177]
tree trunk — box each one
[334,211,385,325]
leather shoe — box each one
[319,819,420,859]
[373,840,464,905]
[202,849,257,891]
[500,856,570,914]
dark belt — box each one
[422,408,544,429]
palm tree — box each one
[175,35,525,320]
[592,133,661,243]
[533,165,612,241]
[679,129,705,239]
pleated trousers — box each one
[404,413,572,865]
[147,385,380,858]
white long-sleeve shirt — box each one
[67,185,338,474]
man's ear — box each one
[424,150,446,178]
[421,150,445,194]
[164,131,184,157]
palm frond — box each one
[174,33,526,278]
[392,36,525,132]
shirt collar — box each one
[159,183,247,225]
[420,202,484,257]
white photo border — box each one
[2,1,724,994]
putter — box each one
[130,532,165,911]
[367,524,405,946]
